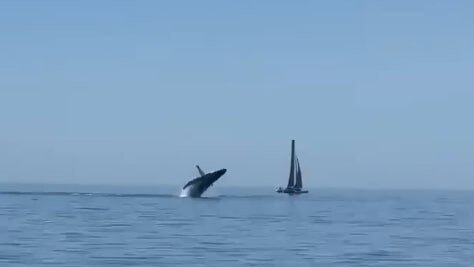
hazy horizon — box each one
[1,1,473,190]
[3,182,474,192]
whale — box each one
[181,166,227,197]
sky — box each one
[1,1,473,189]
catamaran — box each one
[277,140,309,194]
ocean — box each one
[1,184,473,266]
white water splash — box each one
[179,187,191,198]
[178,186,220,198]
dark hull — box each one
[276,188,308,195]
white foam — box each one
[179,187,191,198]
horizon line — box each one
[1,182,473,192]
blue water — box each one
[1,185,474,266]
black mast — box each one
[287,140,295,188]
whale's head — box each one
[208,168,226,184]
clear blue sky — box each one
[1,1,473,189]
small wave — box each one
[2,191,280,200]
[215,194,277,200]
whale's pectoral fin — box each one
[196,165,206,177]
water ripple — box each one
[1,188,474,266]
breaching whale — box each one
[181,165,227,198]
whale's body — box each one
[181,167,227,197]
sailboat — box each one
[277,140,309,194]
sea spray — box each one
[179,186,219,198]
[179,187,191,197]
